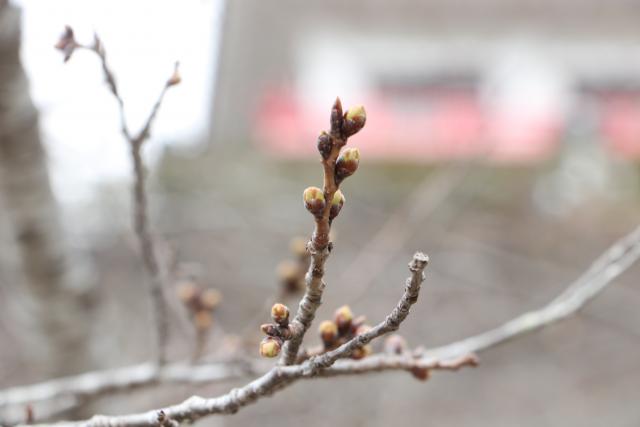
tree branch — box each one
[10,252,430,426]
[280,98,364,365]
[58,28,180,364]
[3,224,638,425]
[421,224,640,361]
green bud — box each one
[329,190,345,220]
[342,105,366,137]
[259,336,282,358]
[335,147,360,182]
[303,187,325,216]
[271,303,290,326]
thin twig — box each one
[13,253,429,426]
[280,98,359,365]
[303,252,429,372]
[3,224,638,424]
[422,224,640,360]
[74,34,179,364]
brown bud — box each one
[342,105,366,137]
[200,288,222,310]
[330,97,344,135]
[384,334,409,355]
[276,260,302,294]
[260,323,292,340]
[317,131,332,159]
[167,62,181,87]
[259,336,282,358]
[335,147,360,182]
[334,305,353,335]
[194,310,213,331]
[176,281,198,304]
[289,237,309,259]
[261,323,279,336]
[329,190,345,220]
[55,26,78,62]
[271,303,290,326]
[410,366,430,381]
[351,344,373,360]
[318,320,338,346]
[303,187,325,216]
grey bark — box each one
[0,0,94,377]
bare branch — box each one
[61,29,180,364]
[3,224,638,424]
[303,252,429,372]
[12,252,429,426]
[422,224,640,361]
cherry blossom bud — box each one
[329,190,345,220]
[200,288,222,310]
[289,236,308,259]
[317,131,332,159]
[194,310,213,331]
[330,97,344,135]
[334,305,353,335]
[176,281,198,304]
[271,303,290,326]
[335,147,360,182]
[259,336,282,358]
[318,320,338,346]
[277,259,302,293]
[342,105,366,137]
[303,187,325,216]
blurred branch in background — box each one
[0,0,95,379]
[1,221,638,425]
[55,27,182,364]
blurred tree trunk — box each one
[0,0,95,378]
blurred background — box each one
[1,0,640,425]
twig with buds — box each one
[2,224,639,425]
[55,26,181,364]
[15,252,436,427]
[280,98,365,365]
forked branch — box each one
[2,224,638,425]
[55,26,180,364]
[18,252,431,427]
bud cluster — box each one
[317,305,372,360]
[259,303,293,358]
[328,98,367,139]
[176,281,222,332]
[304,99,366,222]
